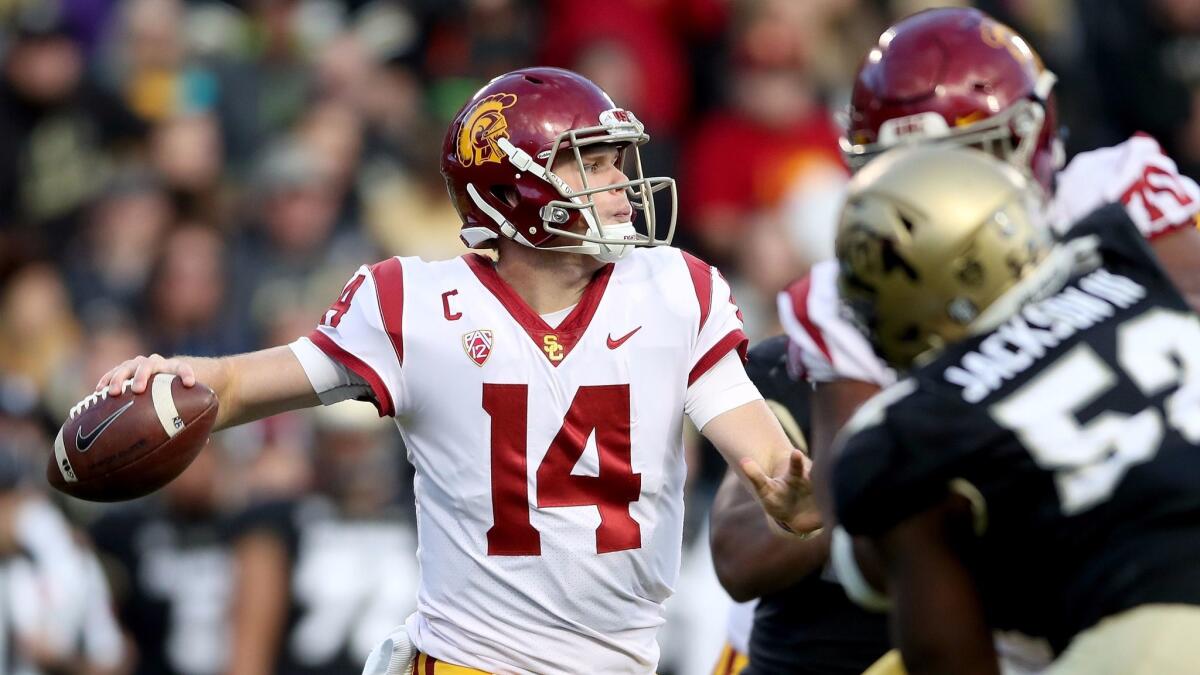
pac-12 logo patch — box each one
[463,329,494,366]
[457,93,517,167]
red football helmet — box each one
[441,67,677,260]
[842,8,1064,192]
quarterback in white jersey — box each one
[94,68,819,675]
[296,245,757,673]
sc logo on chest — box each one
[542,335,564,361]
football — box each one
[48,374,219,502]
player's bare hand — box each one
[97,354,196,396]
[741,449,822,537]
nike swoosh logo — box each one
[75,400,135,452]
[607,326,642,349]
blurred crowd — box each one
[2,0,1200,673]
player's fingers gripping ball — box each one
[49,374,218,502]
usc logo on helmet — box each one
[457,93,518,167]
[979,18,1043,71]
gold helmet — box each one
[835,146,1052,369]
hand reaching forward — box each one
[97,354,197,396]
[741,449,823,537]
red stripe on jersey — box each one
[682,252,713,334]
[307,330,396,417]
[688,329,749,386]
[425,654,436,675]
[464,253,613,366]
[370,258,406,367]
[785,275,833,362]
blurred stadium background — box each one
[0,0,1197,672]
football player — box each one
[91,67,818,674]
[840,7,1200,314]
[90,445,234,675]
[831,144,1200,673]
[773,8,1200,671]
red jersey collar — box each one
[464,254,614,366]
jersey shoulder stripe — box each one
[682,250,714,335]
[370,257,405,367]
[784,273,832,362]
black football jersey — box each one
[91,505,234,675]
[230,496,416,675]
[833,204,1200,651]
[737,336,890,675]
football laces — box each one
[71,379,135,419]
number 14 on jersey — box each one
[484,383,643,556]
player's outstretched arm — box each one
[702,400,821,536]
[96,347,320,431]
[709,467,831,601]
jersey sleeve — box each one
[833,382,979,536]
[306,259,407,417]
[682,252,749,385]
[1052,133,1200,241]
[289,337,371,405]
[684,350,762,431]
[777,260,896,386]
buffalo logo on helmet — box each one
[463,329,494,366]
[457,93,518,167]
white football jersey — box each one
[777,260,896,387]
[783,133,1200,385]
[305,247,749,674]
[1052,133,1200,239]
